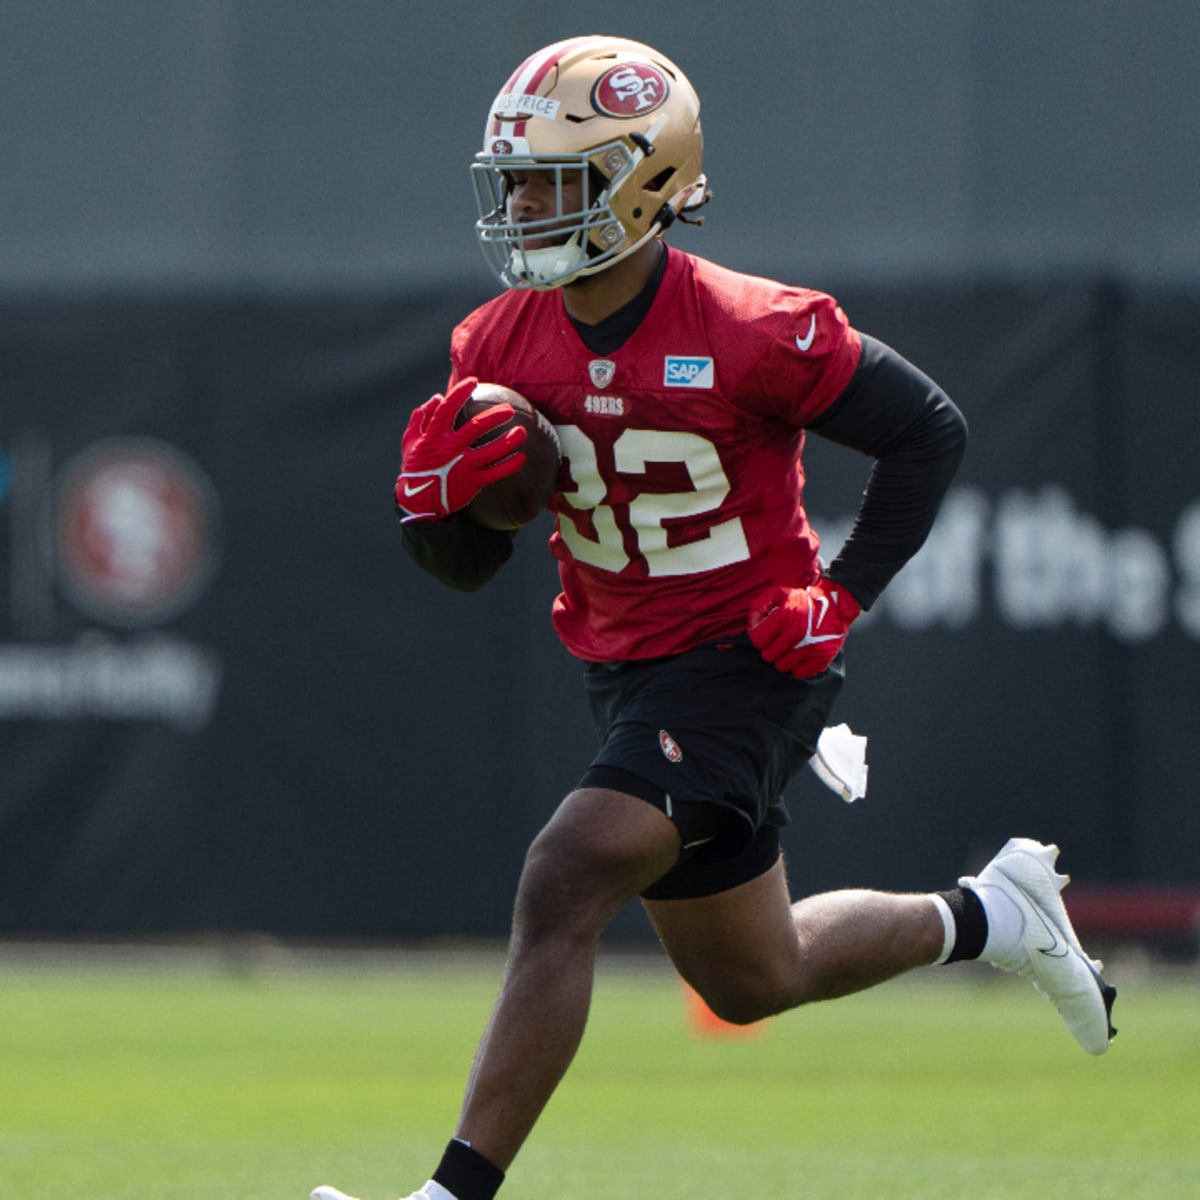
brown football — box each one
[455,382,562,530]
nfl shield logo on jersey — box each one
[588,359,616,388]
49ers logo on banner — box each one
[591,63,669,118]
[54,438,219,626]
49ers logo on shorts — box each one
[591,63,669,118]
[659,729,683,763]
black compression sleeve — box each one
[806,334,967,609]
[398,507,515,592]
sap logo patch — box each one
[663,356,714,388]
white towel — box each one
[810,723,869,803]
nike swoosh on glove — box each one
[748,577,861,678]
[395,376,527,523]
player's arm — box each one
[806,333,968,609]
[750,333,965,678]
[400,511,515,592]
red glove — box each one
[395,376,527,523]
[748,577,860,678]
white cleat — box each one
[961,837,1117,1055]
[311,1182,454,1200]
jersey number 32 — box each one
[555,426,750,578]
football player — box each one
[314,34,1116,1200]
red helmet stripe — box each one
[490,36,593,140]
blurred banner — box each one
[1,280,1197,938]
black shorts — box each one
[576,634,844,901]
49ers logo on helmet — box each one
[591,63,669,118]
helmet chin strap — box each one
[510,238,587,287]
[514,225,664,290]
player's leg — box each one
[644,849,945,1024]
[313,786,679,1200]
[645,836,1117,1054]
[453,785,681,1170]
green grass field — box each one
[1,942,1196,1200]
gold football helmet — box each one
[471,35,707,289]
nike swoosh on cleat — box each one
[1029,905,1069,958]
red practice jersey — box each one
[450,247,862,662]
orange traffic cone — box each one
[681,981,769,1039]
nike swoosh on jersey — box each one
[795,314,817,352]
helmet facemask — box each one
[472,128,671,289]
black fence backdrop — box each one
[1,278,1196,939]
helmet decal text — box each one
[493,93,560,120]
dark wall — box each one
[3,2,1199,290]
[1,278,1196,938]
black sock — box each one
[936,886,988,963]
[432,1139,505,1200]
